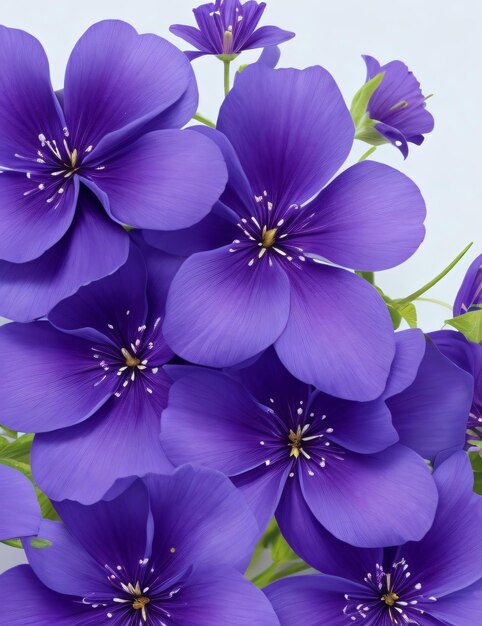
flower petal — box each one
[89,129,228,230]
[276,473,382,579]
[243,25,295,50]
[163,246,291,367]
[218,65,354,208]
[400,451,482,597]
[265,575,365,626]
[275,261,395,401]
[0,465,40,541]
[0,173,78,263]
[48,240,148,341]
[232,463,289,532]
[383,328,426,398]
[229,347,310,411]
[169,24,210,53]
[32,376,173,504]
[23,519,110,597]
[64,20,193,151]
[0,321,115,433]
[0,566,99,626]
[388,339,473,461]
[142,202,238,257]
[0,188,129,322]
[191,126,254,219]
[167,566,280,625]
[0,26,65,169]
[309,392,398,454]
[454,252,482,314]
[146,465,260,574]
[302,161,426,270]
[429,579,482,626]
[162,369,273,475]
[300,444,438,547]
[54,480,150,572]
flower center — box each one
[288,425,303,458]
[262,226,277,249]
[132,595,151,621]
[382,591,399,606]
[121,347,141,368]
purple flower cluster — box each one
[0,3,480,625]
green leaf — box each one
[474,472,482,496]
[0,425,17,439]
[350,73,384,127]
[271,528,298,564]
[386,304,403,329]
[1,539,22,549]
[445,308,482,343]
[356,271,375,285]
[397,302,418,328]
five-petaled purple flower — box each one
[0,236,183,504]
[0,464,40,542]
[265,452,482,626]
[161,332,472,546]
[0,466,280,625]
[356,55,434,158]
[0,20,227,322]
[160,63,427,401]
[170,0,294,60]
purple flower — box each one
[0,466,280,625]
[0,236,183,504]
[0,20,227,322]
[170,0,294,60]
[430,330,482,447]
[160,64,427,401]
[454,253,482,315]
[356,55,434,158]
[264,452,482,626]
[161,331,472,547]
[0,464,40,541]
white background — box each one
[1,0,481,571]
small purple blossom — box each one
[170,0,294,60]
[454,253,482,315]
[160,63,427,401]
[0,464,40,541]
[265,452,482,626]
[0,20,227,322]
[356,55,434,158]
[0,466,279,625]
[0,236,183,504]
[161,332,472,546]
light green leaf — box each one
[350,73,384,127]
[445,308,482,343]
[398,302,418,328]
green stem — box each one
[251,562,278,588]
[416,297,453,310]
[223,60,231,96]
[192,112,215,128]
[251,561,311,588]
[358,146,377,162]
[395,242,473,304]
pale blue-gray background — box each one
[1,0,481,572]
